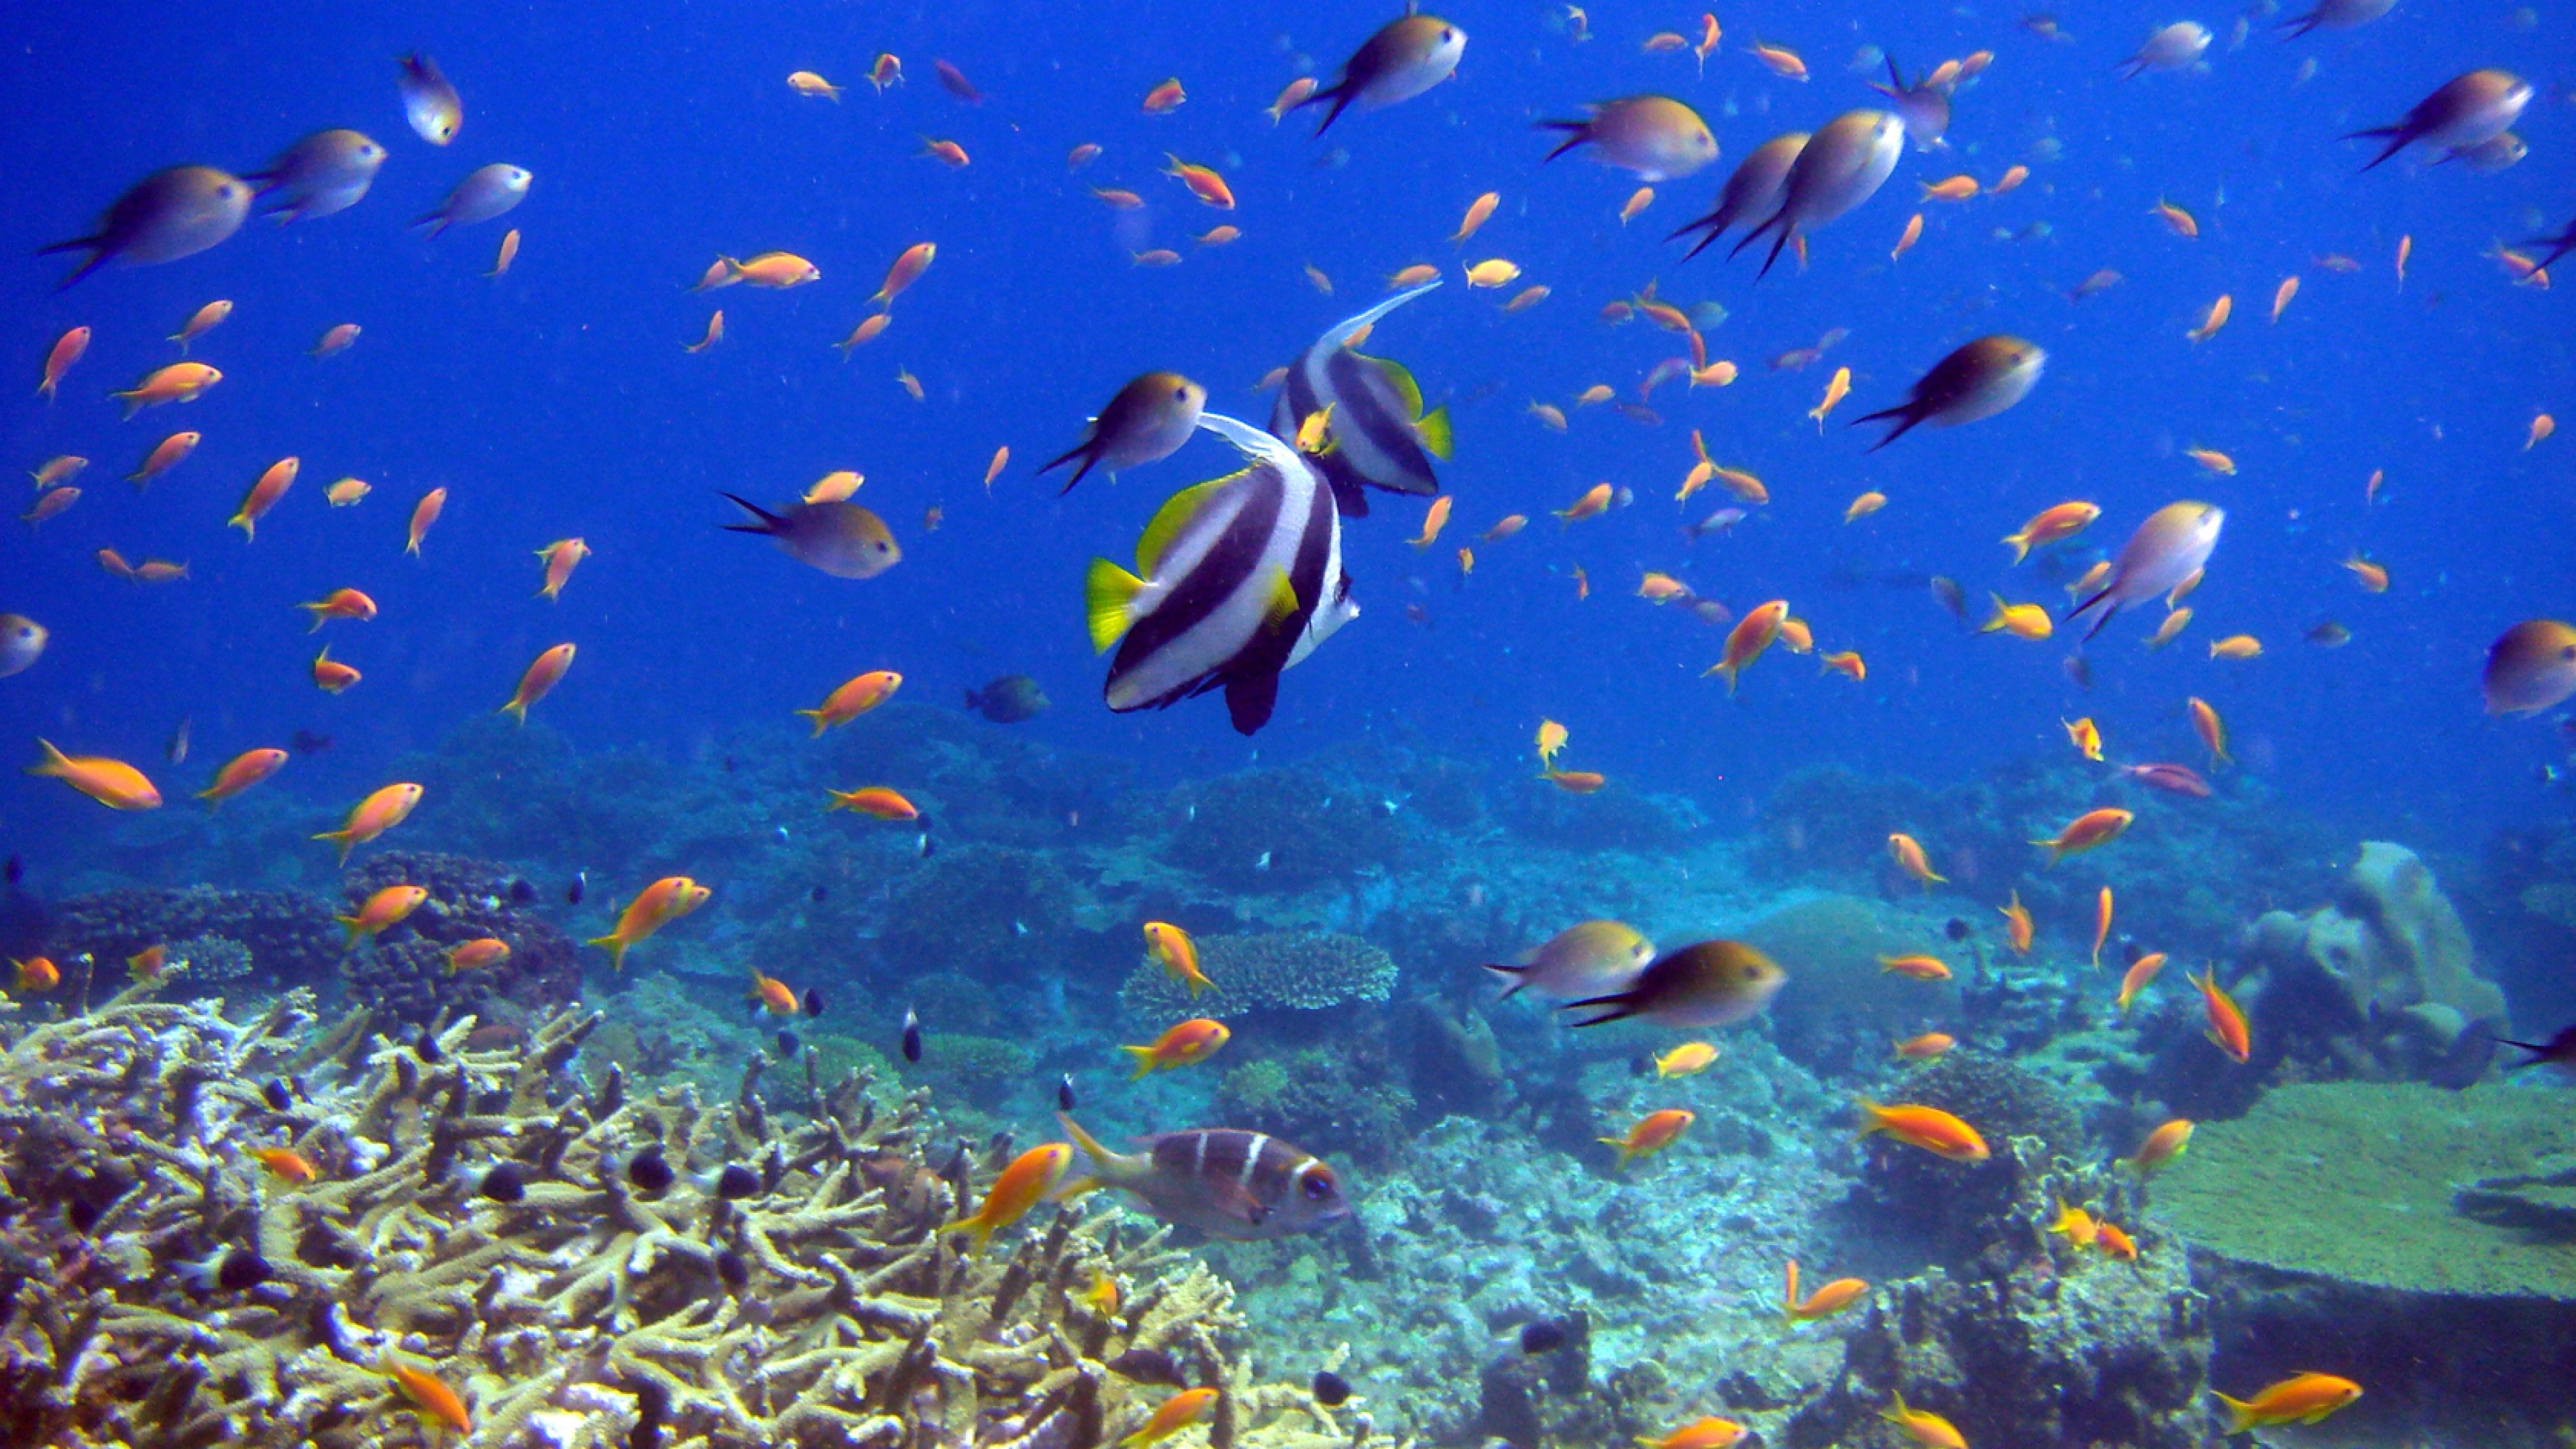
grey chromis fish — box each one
[1270,280,1450,517]
[1733,109,1905,277]
[40,166,252,287]
[1562,941,1788,1029]
[2346,69,2531,172]
[964,675,1051,723]
[1852,336,2046,451]
[2068,502,2226,642]
[1670,132,1807,261]
[415,164,530,237]
[1040,372,1207,492]
[1538,95,1719,182]
[1085,414,1354,735]
[1868,56,1951,150]
[398,52,463,144]
[246,129,387,224]
[720,494,902,579]
[0,615,48,679]
[1295,12,1467,134]
[1057,1114,1352,1241]
[1483,920,1656,1003]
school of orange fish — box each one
[7,5,2572,1442]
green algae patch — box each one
[2155,1081,2576,1300]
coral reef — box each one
[2154,1081,2576,1446]
[0,994,1385,1449]
[2233,842,2509,1089]
[338,851,583,1026]
[879,845,1102,985]
[1167,767,1402,894]
[1739,896,1960,1071]
[38,885,341,1000]
[1214,1048,1417,1173]
[1844,1052,2086,1268]
[1120,933,1399,1031]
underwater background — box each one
[1,2,2573,1448]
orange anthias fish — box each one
[1880,1395,1965,1449]
[800,669,903,733]
[1856,1099,1989,1163]
[386,1358,473,1434]
[2212,1375,2363,1434]
[337,884,428,945]
[2046,1197,2099,1250]
[311,647,362,694]
[2193,968,2251,1062]
[2188,696,2230,765]
[1163,155,1234,209]
[588,875,711,970]
[2344,555,2389,592]
[1980,594,2053,639]
[2129,1118,2194,1175]
[2064,716,2104,762]
[1554,481,1612,525]
[1998,890,2034,954]
[299,588,378,632]
[749,969,801,1015]
[2032,808,2133,864]
[2092,887,2114,969]
[126,943,168,983]
[198,748,288,808]
[1541,769,1607,794]
[12,956,61,994]
[944,1142,1077,1254]
[871,242,936,309]
[2186,294,2232,343]
[445,938,511,974]
[1894,1032,1953,1063]
[2096,1222,2139,1260]
[1705,600,1790,694]
[1121,1017,1231,1077]
[1638,1417,1744,1449]
[1887,832,1947,888]
[38,325,89,401]
[407,487,448,556]
[1408,495,1454,550]
[1601,1108,1694,1168]
[26,740,162,810]
[2209,634,2262,661]
[227,458,300,540]
[1654,1041,1719,1078]
[1782,1260,1868,1322]
[315,781,424,863]
[1120,1388,1220,1449]
[1141,77,1186,113]
[252,1146,321,1185]
[827,787,922,822]
[500,643,576,723]
[2004,502,2100,563]
[536,538,592,599]
[1879,955,1952,981]
[1144,921,1213,997]
[2116,952,2167,1014]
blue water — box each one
[1,2,2570,862]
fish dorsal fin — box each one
[1372,356,1424,419]
[1135,476,1237,577]
[1085,559,1148,653]
[1415,404,1455,461]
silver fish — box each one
[1297,13,1467,133]
[2347,69,2532,171]
[2068,502,2225,642]
[40,166,252,288]
[246,129,387,223]
[1040,372,1206,492]
[1853,335,2046,450]
[1733,110,1904,277]
[720,495,902,578]
[1670,131,1807,262]
[2116,22,2211,79]
[415,163,529,236]
[398,52,463,144]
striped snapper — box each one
[1087,414,1356,735]
[1058,1114,1352,1241]
[1270,280,1454,517]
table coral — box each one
[0,994,1393,1449]
[1118,933,1397,1029]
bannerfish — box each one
[1085,413,1356,735]
[1269,279,1452,517]
[720,495,902,578]
[1057,1113,1352,1241]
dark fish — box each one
[714,1248,749,1293]
[2062,653,2094,691]
[568,871,586,906]
[933,59,983,103]
[288,729,333,755]
[1311,1371,1353,1407]
[902,1008,923,1063]
[710,1164,759,1200]
[1519,1320,1567,1354]
[1107,1348,1190,1387]
[1057,1114,1352,1241]
[479,1163,526,1203]
[2066,268,2124,303]
[964,674,1051,723]
[1563,941,1787,1028]
[2526,217,2576,276]
[183,1247,270,1295]
[415,1029,443,1064]
[1269,281,1450,517]
[1058,1073,1078,1112]
[917,832,936,860]
[1853,337,2047,450]
[2305,621,2353,648]
[261,1079,294,1112]
[802,987,823,1016]
[1295,13,1468,134]
[630,1376,671,1449]
[507,877,537,906]
[1943,918,1972,943]
[627,1146,675,1194]
[2346,69,2531,172]
[776,1030,800,1059]
[2,855,19,886]
[2122,938,2148,966]
[810,884,828,903]
[1086,415,1355,736]
[721,494,900,579]
[1929,576,1968,621]
[1671,131,1807,260]
[40,165,254,288]
[1041,372,1206,493]
[2494,1024,2576,1069]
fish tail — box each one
[500,698,528,725]
[1054,1112,1127,1185]
[588,934,630,971]
[796,708,828,737]
[1085,559,1148,653]
[227,511,255,539]
[1853,1098,1888,1139]
[335,916,364,948]
[1120,1045,1159,1080]
[941,1210,994,1256]
[1479,963,1527,1000]
[2211,1391,2255,1436]
[1535,120,1591,165]
[2003,533,2031,564]
[26,739,69,777]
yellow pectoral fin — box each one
[1415,404,1454,462]
[1265,566,1300,626]
[1085,559,1148,653]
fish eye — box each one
[1303,1171,1336,1199]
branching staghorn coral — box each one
[0,993,1403,1449]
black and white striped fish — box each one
[1085,413,1356,735]
[1270,279,1454,518]
[1057,1114,1352,1241]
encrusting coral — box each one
[0,993,1403,1449]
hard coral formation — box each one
[42,884,340,998]
[340,851,582,1026]
[1168,767,1401,893]
[1120,933,1398,1030]
[1847,1051,2085,1268]
[880,845,1098,984]
[0,994,1379,1449]
[1214,1047,1416,1172]
[2234,841,2508,1088]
